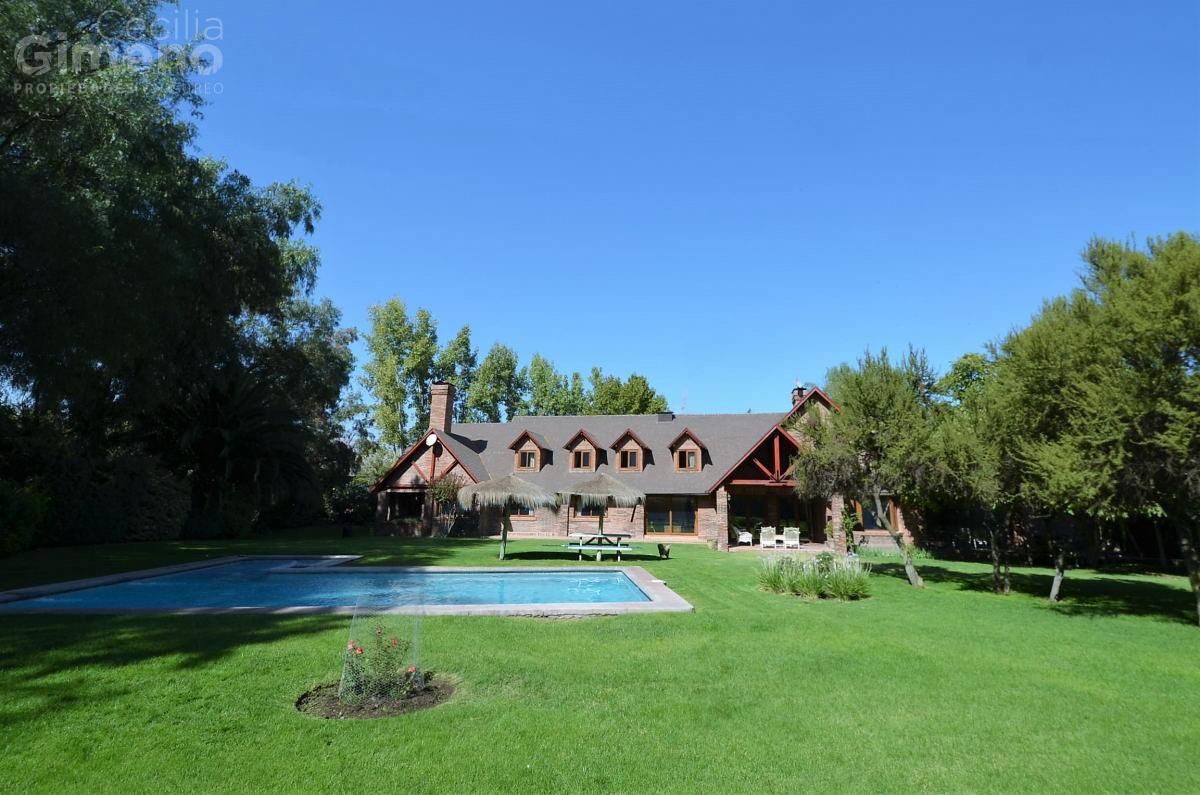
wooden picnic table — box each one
[565,531,634,561]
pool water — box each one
[0,559,651,611]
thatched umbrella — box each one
[558,472,645,538]
[458,474,559,560]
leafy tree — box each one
[0,1,352,539]
[1015,234,1200,624]
[361,299,414,451]
[521,354,582,416]
[792,348,937,587]
[434,325,477,422]
[519,359,667,417]
[930,353,1025,594]
[154,366,315,536]
[586,369,669,415]
[405,309,440,431]
[466,344,526,422]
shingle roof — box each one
[449,411,788,494]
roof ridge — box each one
[454,411,785,428]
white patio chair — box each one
[736,529,753,546]
[760,527,778,549]
[782,527,801,549]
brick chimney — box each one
[430,382,454,433]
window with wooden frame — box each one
[516,450,538,471]
[675,449,699,472]
[571,449,593,471]
[618,448,640,471]
[511,504,534,519]
[645,496,696,534]
[576,502,602,519]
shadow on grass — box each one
[502,549,667,563]
[0,612,346,728]
[873,561,1195,625]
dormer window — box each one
[564,429,601,472]
[610,429,649,473]
[669,428,705,473]
[509,430,549,472]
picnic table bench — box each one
[565,531,635,561]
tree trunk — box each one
[1049,547,1066,602]
[989,523,1003,594]
[499,510,511,560]
[1153,521,1169,572]
[988,510,1011,595]
[1176,521,1200,627]
[875,490,922,588]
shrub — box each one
[0,480,48,556]
[42,454,189,545]
[339,623,426,704]
[758,554,872,601]
[824,558,872,600]
[325,482,375,524]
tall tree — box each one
[792,348,937,587]
[466,344,526,422]
[361,299,413,451]
[434,325,477,422]
[404,309,440,432]
[0,1,351,540]
[521,354,579,416]
[931,352,1026,595]
[1016,234,1200,624]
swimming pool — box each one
[0,557,694,616]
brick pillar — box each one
[716,487,730,550]
[829,494,846,552]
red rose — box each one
[355,646,364,655]
[407,666,416,673]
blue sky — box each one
[182,1,1198,413]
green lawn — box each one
[1,531,1197,793]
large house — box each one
[372,383,910,549]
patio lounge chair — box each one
[782,527,801,549]
[760,527,778,549]
[736,528,753,546]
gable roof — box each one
[609,428,650,450]
[448,411,787,495]
[507,429,550,451]
[705,424,802,492]
[371,428,487,492]
[667,427,706,451]
[562,429,603,450]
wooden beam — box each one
[773,435,782,479]
[728,479,796,487]
[412,462,428,482]
[751,458,775,479]
[440,460,459,478]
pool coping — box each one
[0,556,694,617]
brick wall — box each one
[477,493,725,545]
